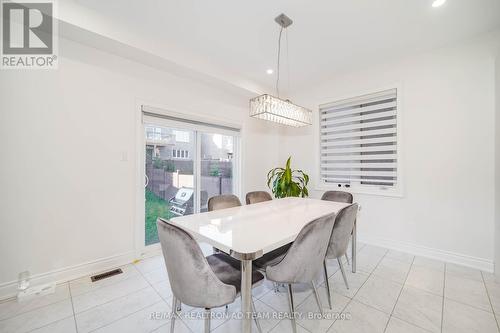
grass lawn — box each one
[145,190,174,246]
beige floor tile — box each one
[0,299,73,333]
[29,316,77,333]
[385,317,432,333]
[405,265,444,296]
[392,286,442,333]
[326,269,370,299]
[259,283,313,312]
[446,263,483,282]
[445,274,491,312]
[72,275,149,313]
[412,257,445,272]
[385,250,415,264]
[372,257,412,284]
[75,286,161,333]
[92,300,170,333]
[269,318,310,333]
[354,275,403,314]
[327,300,389,333]
[442,298,498,333]
[297,286,350,333]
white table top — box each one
[169,197,350,259]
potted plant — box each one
[267,157,309,198]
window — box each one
[173,130,190,143]
[319,88,399,194]
[172,149,189,159]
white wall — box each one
[0,37,279,298]
[281,33,500,271]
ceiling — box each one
[66,0,500,96]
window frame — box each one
[136,103,243,257]
[314,85,404,197]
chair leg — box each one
[323,259,332,310]
[204,308,211,333]
[338,258,350,290]
[287,284,297,333]
[352,221,357,273]
[170,296,177,332]
[345,253,350,266]
[311,280,324,316]
[252,297,263,333]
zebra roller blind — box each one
[319,88,398,190]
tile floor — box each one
[1,243,499,333]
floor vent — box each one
[90,268,123,282]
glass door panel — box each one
[144,124,195,245]
[199,132,235,212]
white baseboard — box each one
[0,251,137,301]
[359,235,494,273]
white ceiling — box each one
[67,0,500,96]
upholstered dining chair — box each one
[245,191,272,205]
[247,191,291,292]
[321,190,357,272]
[320,190,353,204]
[208,194,242,211]
[263,213,337,333]
[323,204,359,309]
[156,218,264,333]
[208,194,242,254]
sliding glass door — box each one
[143,115,239,246]
[200,132,235,212]
[144,125,195,245]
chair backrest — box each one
[265,213,336,284]
[245,191,273,205]
[156,218,236,308]
[321,191,353,204]
[326,204,359,259]
[208,194,241,211]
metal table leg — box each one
[241,259,252,333]
[352,220,357,273]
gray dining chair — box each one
[321,190,353,204]
[323,204,359,309]
[247,191,291,292]
[208,194,242,211]
[263,213,337,333]
[208,194,242,254]
[245,191,272,205]
[321,190,357,272]
[156,218,264,333]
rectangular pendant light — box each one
[249,94,312,127]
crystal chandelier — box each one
[249,14,312,127]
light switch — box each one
[120,151,129,162]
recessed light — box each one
[266,69,274,75]
[432,0,446,7]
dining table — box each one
[169,196,351,333]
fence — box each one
[146,162,233,202]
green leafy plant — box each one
[164,160,175,172]
[209,164,221,177]
[267,157,309,198]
